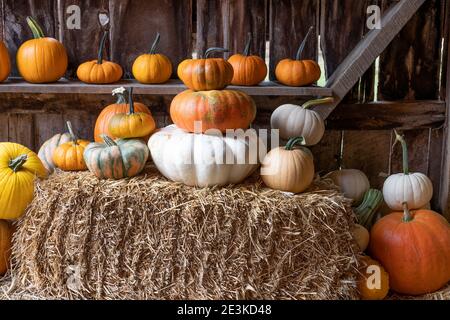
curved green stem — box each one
[204,47,229,59]
[9,154,28,172]
[394,130,409,175]
[285,136,306,150]
[295,26,314,60]
[402,202,413,222]
[66,121,78,145]
[243,33,252,56]
[97,31,109,64]
[101,134,117,147]
[302,97,334,109]
[128,87,135,114]
[150,32,161,54]
[26,16,45,39]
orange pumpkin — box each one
[177,47,234,91]
[17,17,68,83]
[275,26,321,87]
[132,33,173,84]
[0,40,11,82]
[108,87,156,138]
[52,121,90,171]
[228,33,267,86]
[94,87,152,142]
[370,202,450,295]
[77,31,123,84]
[357,256,390,300]
[0,220,12,276]
[170,89,256,133]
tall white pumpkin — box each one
[382,131,433,210]
[148,125,262,187]
[270,97,333,146]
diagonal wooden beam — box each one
[316,0,427,119]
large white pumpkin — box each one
[148,125,262,187]
[270,97,333,146]
[325,169,370,205]
[382,131,433,210]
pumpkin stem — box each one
[128,87,135,114]
[394,130,409,175]
[97,30,109,65]
[9,154,28,172]
[295,26,314,60]
[402,202,413,222]
[66,121,78,145]
[204,47,229,59]
[285,136,306,150]
[243,32,252,56]
[101,134,117,147]
[149,32,161,54]
[112,87,127,104]
[302,97,334,109]
[26,16,45,39]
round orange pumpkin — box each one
[0,220,12,276]
[370,202,450,295]
[275,26,321,87]
[132,33,173,84]
[170,89,256,133]
[94,87,152,142]
[357,256,390,300]
[77,31,123,84]
[0,40,11,82]
[17,16,67,83]
[177,47,234,91]
[228,33,267,86]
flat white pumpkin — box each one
[325,169,370,205]
[148,125,261,187]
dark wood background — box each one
[0,0,449,213]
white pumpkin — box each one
[38,132,71,173]
[148,125,262,187]
[382,131,433,210]
[270,97,333,146]
[325,169,370,205]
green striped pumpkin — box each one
[84,135,149,180]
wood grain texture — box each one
[428,128,444,210]
[3,0,57,77]
[109,0,192,79]
[390,129,430,175]
[196,0,266,58]
[34,113,65,149]
[8,113,35,150]
[269,0,319,80]
[0,114,8,142]
[310,130,342,175]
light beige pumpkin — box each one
[352,224,370,252]
[325,169,370,205]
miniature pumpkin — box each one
[177,47,234,91]
[228,33,267,86]
[370,202,450,295]
[275,26,321,86]
[17,17,68,83]
[352,224,370,252]
[94,87,152,142]
[325,169,370,205]
[382,130,433,210]
[0,40,11,82]
[84,135,149,180]
[357,256,390,300]
[77,31,123,84]
[170,89,256,133]
[0,142,47,219]
[38,132,72,173]
[52,122,90,171]
[148,125,261,187]
[132,33,173,84]
[270,97,333,145]
[260,137,314,193]
[0,220,12,275]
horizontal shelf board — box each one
[0,79,332,96]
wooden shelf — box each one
[0,78,333,96]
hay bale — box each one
[9,165,360,300]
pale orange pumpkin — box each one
[357,256,390,300]
[0,40,11,82]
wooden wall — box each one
[0,0,449,211]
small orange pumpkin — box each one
[275,26,321,87]
[17,17,68,83]
[177,47,234,91]
[228,33,267,86]
[108,87,156,139]
[0,40,11,82]
[132,33,173,84]
[52,121,90,171]
[77,31,123,84]
[0,220,12,276]
[357,256,390,300]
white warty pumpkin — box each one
[38,133,72,173]
[148,125,262,187]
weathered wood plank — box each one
[428,128,444,210]
[109,0,192,79]
[34,113,65,149]
[390,129,430,175]
[310,130,342,175]
[8,113,35,150]
[0,114,9,142]
[269,0,318,80]
[3,0,56,77]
